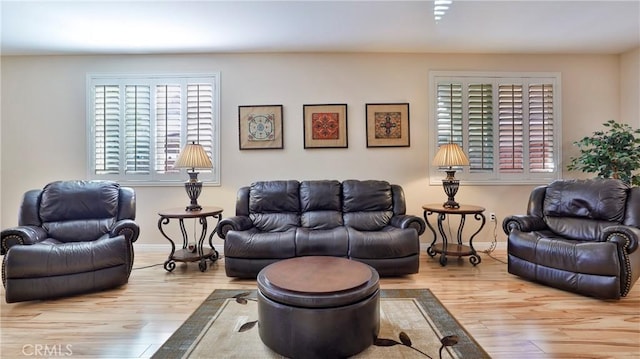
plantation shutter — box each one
[498,84,524,173]
[528,83,554,172]
[155,85,182,174]
[436,83,463,147]
[124,85,151,174]
[467,83,493,171]
[94,85,120,175]
[89,73,220,184]
[187,84,214,170]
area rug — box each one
[152,289,490,359]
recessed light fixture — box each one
[434,0,452,22]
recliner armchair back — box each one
[542,179,629,241]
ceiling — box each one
[1,0,639,56]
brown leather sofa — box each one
[217,180,426,278]
[1,180,139,303]
[503,178,640,299]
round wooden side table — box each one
[422,204,486,266]
[157,206,223,272]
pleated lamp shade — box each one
[432,143,470,167]
[174,142,213,170]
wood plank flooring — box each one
[1,244,639,358]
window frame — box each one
[86,72,221,186]
[429,71,562,185]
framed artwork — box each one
[303,104,348,148]
[238,105,283,150]
[365,103,410,147]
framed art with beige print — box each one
[366,103,410,147]
[238,105,283,150]
[303,104,348,149]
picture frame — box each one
[365,103,410,147]
[238,105,284,150]
[303,104,348,148]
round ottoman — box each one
[257,256,380,359]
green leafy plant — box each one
[567,120,640,186]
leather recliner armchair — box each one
[503,178,640,299]
[1,180,139,303]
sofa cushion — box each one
[342,180,393,231]
[44,219,115,243]
[295,227,348,256]
[225,228,296,259]
[508,230,620,277]
[249,181,300,231]
[347,227,419,259]
[300,180,343,229]
[4,235,129,278]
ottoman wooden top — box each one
[261,256,373,294]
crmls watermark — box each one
[22,344,73,356]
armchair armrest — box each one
[111,219,140,243]
[389,215,426,235]
[1,226,48,255]
[217,216,254,239]
[604,225,640,254]
[502,215,548,235]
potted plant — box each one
[567,120,640,186]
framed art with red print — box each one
[303,104,348,148]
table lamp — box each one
[174,141,213,211]
[432,143,470,209]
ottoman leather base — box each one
[258,289,379,359]
[256,256,380,359]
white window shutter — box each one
[468,83,493,172]
[436,83,463,147]
[124,85,151,174]
[155,84,182,174]
[94,85,120,175]
[186,84,214,171]
[528,83,555,172]
[498,84,524,173]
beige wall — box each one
[620,47,640,127]
[0,52,633,245]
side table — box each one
[422,204,486,266]
[158,206,223,272]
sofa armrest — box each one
[1,226,48,255]
[389,215,426,235]
[111,219,140,243]
[502,215,548,235]
[217,216,254,239]
[604,225,640,254]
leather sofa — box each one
[217,180,426,278]
[503,178,640,299]
[1,180,139,303]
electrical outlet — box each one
[490,212,496,222]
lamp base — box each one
[184,171,203,212]
[442,169,461,209]
[185,203,203,212]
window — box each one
[429,71,561,185]
[87,73,220,185]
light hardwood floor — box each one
[1,243,639,359]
